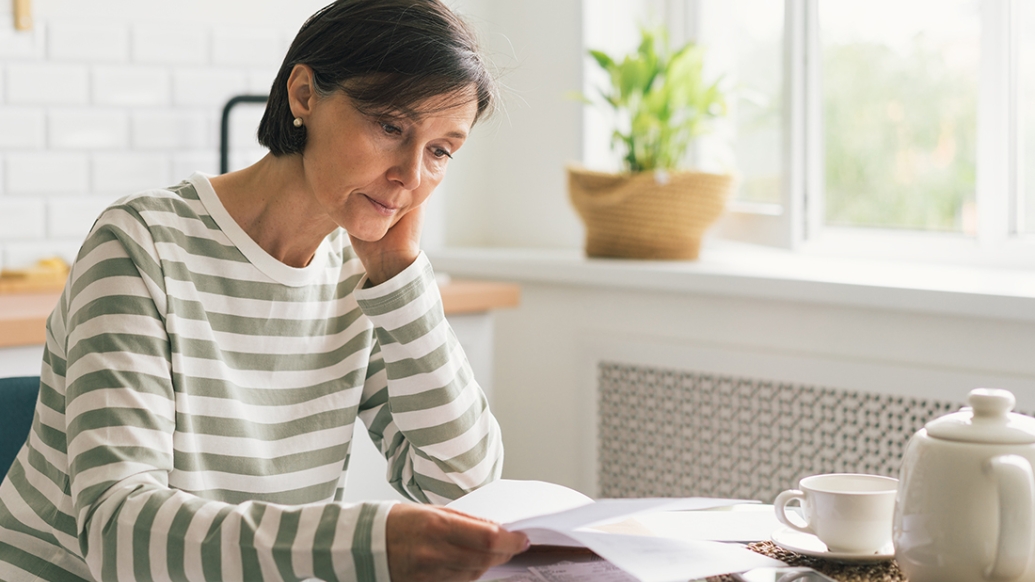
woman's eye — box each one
[380,122,401,135]
[433,148,453,160]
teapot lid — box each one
[926,389,1035,445]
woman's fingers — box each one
[442,511,529,555]
[387,503,530,582]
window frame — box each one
[686,0,1035,268]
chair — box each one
[0,376,40,481]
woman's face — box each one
[300,85,478,242]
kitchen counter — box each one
[0,280,520,349]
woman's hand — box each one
[386,503,530,582]
[349,205,424,286]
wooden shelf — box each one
[439,280,521,315]
[0,292,58,348]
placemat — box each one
[707,541,907,582]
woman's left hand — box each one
[349,204,424,286]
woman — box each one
[0,1,529,580]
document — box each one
[529,560,639,582]
[564,531,783,582]
[486,560,638,582]
[448,479,753,545]
[635,506,783,543]
[449,480,784,582]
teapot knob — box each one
[969,388,1016,419]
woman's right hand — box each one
[386,503,530,581]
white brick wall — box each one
[0,15,45,59]
[7,63,89,104]
[132,25,209,65]
[47,197,112,238]
[93,66,170,106]
[6,153,89,194]
[93,153,170,194]
[0,198,45,240]
[48,21,129,62]
[0,3,330,268]
[0,109,46,150]
[211,27,284,67]
[132,111,211,150]
[50,109,130,150]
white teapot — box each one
[894,388,1035,582]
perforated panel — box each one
[598,362,961,502]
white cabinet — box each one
[0,345,44,378]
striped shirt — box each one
[0,173,503,582]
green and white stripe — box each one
[0,173,503,582]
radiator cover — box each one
[597,361,961,502]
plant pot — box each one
[567,166,733,260]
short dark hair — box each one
[258,0,496,156]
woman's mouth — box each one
[363,194,398,217]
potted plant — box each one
[570,27,732,260]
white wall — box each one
[0,0,327,270]
[442,0,586,249]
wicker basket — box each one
[568,166,732,260]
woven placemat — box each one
[707,541,907,582]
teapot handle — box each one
[985,454,1035,581]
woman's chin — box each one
[345,226,390,243]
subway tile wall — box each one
[0,2,313,270]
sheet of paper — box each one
[529,560,640,582]
[507,497,753,532]
[447,479,594,525]
[482,574,543,582]
[478,548,604,581]
[635,507,782,543]
[455,479,780,581]
[563,531,785,582]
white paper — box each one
[635,506,782,543]
[508,497,751,533]
[447,479,594,526]
[447,479,753,543]
[529,560,640,582]
[564,531,785,582]
[451,479,778,582]
[482,574,543,582]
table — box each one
[477,506,905,582]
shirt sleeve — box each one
[64,204,394,582]
[354,252,505,505]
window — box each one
[593,0,1035,266]
[1022,0,1035,233]
[820,0,980,234]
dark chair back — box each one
[0,376,40,480]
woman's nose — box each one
[388,147,422,191]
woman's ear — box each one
[286,64,316,122]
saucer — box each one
[770,527,895,563]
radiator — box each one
[597,361,961,502]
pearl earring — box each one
[293,117,303,128]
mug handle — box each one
[985,455,1034,581]
[774,489,813,535]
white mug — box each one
[774,473,898,553]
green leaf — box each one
[581,25,727,172]
[589,49,616,72]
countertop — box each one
[0,280,520,349]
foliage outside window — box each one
[820,0,979,234]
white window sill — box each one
[428,241,1035,323]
